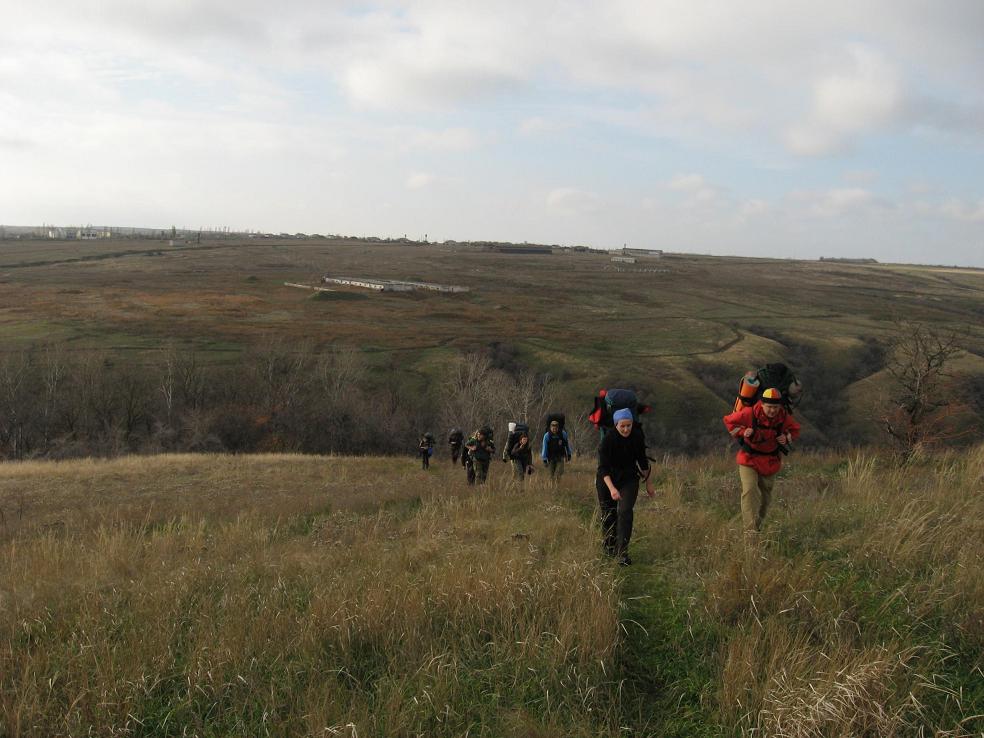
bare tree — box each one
[39,343,67,446]
[882,320,964,463]
[0,351,32,457]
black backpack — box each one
[734,363,801,413]
[589,388,651,430]
[543,412,566,431]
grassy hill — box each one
[2,448,982,736]
[2,238,983,455]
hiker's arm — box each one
[541,433,549,462]
[723,409,752,438]
[603,474,620,500]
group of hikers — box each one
[421,417,573,486]
[417,363,803,566]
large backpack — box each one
[589,388,651,430]
[733,363,801,413]
[543,412,566,431]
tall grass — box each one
[1,458,620,737]
[626,444,984,736]
[2,446,982,736]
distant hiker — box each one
[541,415,572,481]
[723,387,801,547]
[597,408,655,565]
[448,428,464,464]
[418,432,435,470]
[508,431,535,481]
[464,427,495,485]
[503,421,531,464]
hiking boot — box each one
[617,554,632,566]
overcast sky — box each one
[2,1,983,266]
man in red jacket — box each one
[723,387,801,546]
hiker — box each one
[448,428,464,464]
[597,408,655,565]
[723,387,801,546]
[464,427,495,485]
[418,433,434,469]
[541,417,572,481]
[508,431,535,481]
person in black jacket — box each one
[508,432,535,481]
[596,408,655,565]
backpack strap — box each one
[737,408,785,457]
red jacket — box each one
[723,402,801,476]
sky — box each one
[1,1,983,266]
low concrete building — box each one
[321,276,469,293]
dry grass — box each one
[1,455,620,737]
[2,446,983,736]
[633,445,984,736]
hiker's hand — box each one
[777,433,790,445]
[645,482,656,498]
[610,488,621,501]
[743,427,754,438]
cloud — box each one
[802,187,888,217]
[405,127,481,152]
[786,45,904,156]
[518,117,569,137]
[939,198,984,222]
[666,173,724,203]
[406,172,436,190]
[546,187,602,215]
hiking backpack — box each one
[733,363,801,413]
[589,388,651,430]
[543,412,566,431]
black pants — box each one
[420,451,430,469]
[450,444,461,464]
[596,476,640,556]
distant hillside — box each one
[2,449,981,735]
[0,238,982,460]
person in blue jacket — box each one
[541,418,572,482]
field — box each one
[1,237,983,735]
[1,448,982,736]
[2,237,984,453]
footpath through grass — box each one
[1,448,982,736]
[591,447,984,737]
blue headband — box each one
[613,408,633,423]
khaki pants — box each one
[546,457,565,481]
[738,464,775,536]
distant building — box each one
[322,276,469,293]
[820,257,878,264]
[611,256,636,264]
[622,247,663,258]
